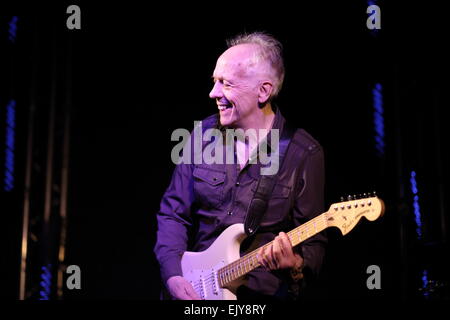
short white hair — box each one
[227,31,285,99]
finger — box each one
[175,287,191,300]
[262,245,273,270]
[260,246,270,270]
[272,237,283,269]
[185,284,201,300]
[266,244,277,270]
[279,232,294,256]
[257,247,266,268]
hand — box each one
[167,276,201,300]
[257,232,304,271]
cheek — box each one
[225,88,257,107]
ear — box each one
[258,81,273,104]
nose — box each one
[209,81,223,100]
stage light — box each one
[8,16,18,43]
[39,264,52,300]
[4,100,16,192]
[373,83,385,157]
[410,171,423,239]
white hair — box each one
[227,31,285,99]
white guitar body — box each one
[181,223,246,300]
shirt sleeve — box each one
[292,144,327,279]
[153,162,194,284]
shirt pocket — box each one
[193,166,226,209]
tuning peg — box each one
[373,191,377,197]
[347,195,353,201]
[363,193,367,198]
[340,196,345,202]
[353,194,357,200]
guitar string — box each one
[190,201,377,290]
[191,214,330,290]
[225,204,369,285]
[195,218,328,289]
[218,214,329,284]
[218,198,375,284]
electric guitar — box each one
[181,195,385,300]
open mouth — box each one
[218,104,233,111]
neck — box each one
[239,102,275,133]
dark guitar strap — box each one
[244,122,296,236]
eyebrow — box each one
[211,76,233,85]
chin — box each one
[219,115,232,127]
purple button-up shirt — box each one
[154,108,327,298]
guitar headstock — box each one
[325,194,385,235]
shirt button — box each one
[227,211,233,215]
[235,181,240,186]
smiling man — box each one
[154,32,327,300]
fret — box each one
[252,255,257,269]
[219,212,329,287]
[214,198,385,292]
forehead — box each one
[213,44,258,79]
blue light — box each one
[422,270,428,288]
[421,269,430,298]
[8,16,18,43]
[4,100,16,192]
[39,264,52,300]
[410,171,423,239]
[373,83,385,157]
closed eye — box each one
[212,77,232,87]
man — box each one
[154,32,326,300]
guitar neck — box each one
[218,212,329,288]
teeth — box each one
[218,105,228,111]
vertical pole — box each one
[392,63,408,301]
[19,16,38,300]
[39,19,58,300]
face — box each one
[209,44,270,128]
